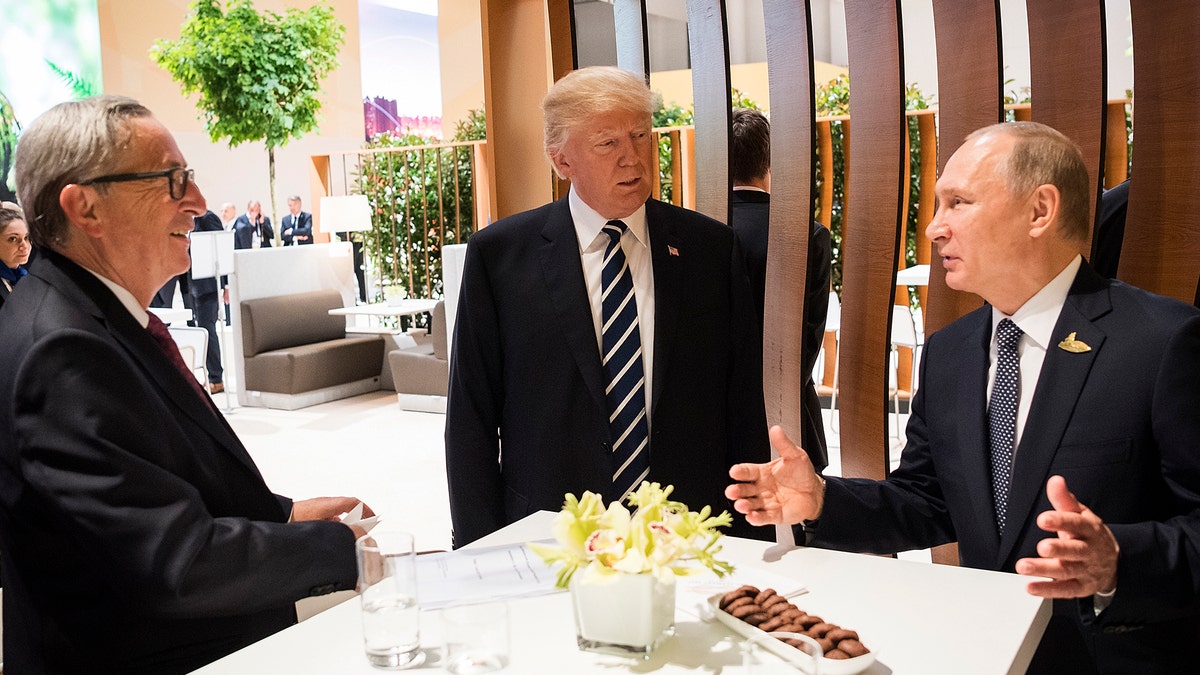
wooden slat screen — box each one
[838,0,906,481]
[685,0,733,224]
[1119,1,1200,304]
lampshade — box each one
[319,195,373,233]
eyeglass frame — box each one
[78,167,195,201]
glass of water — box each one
[442,600,510,673]
[357,529,424,669]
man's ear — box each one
[1027,184,1061,239]
[59,184,105,239]
[548,149,571,181]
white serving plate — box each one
[706,593,876,674]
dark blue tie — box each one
[989,318,1023,534]
[601,220,650,503]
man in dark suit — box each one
[0,95,373,673]
[446,66,769,548]
[189,209,229,393]
[729,107,831,472]
[281,194,313,246]
[233,200,273,249]
[727,122,1200,673]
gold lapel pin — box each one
[1058,331,1092,353]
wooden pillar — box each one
[1119,1,1200,303]
[926,0,1001,334]
[480,0,574,220]
[686,0,733,224]
[760,0,816,455]
[838,0,906,481]
[614,0,650,82]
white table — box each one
[328,299,440,320]
[196,512,1049,674]
[895,264,930,286]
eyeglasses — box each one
[79,167,194,201]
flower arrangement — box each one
[529,482,735,589]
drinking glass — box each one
[357,529,424,669]
[442,600,510,674]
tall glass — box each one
[357,529,424,669]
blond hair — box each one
[542,66,653,175]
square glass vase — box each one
[570,573,676,659]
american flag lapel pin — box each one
[667,245,680,257]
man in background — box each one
[729,107,831,472]
[189,209,228,393]
[727,122,1200,673]
[446,67,769,548]
[281,195,313,246]
[0,95,371,673]
[233,200,272,249]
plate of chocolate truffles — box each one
[709,585,875,674]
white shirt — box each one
[986,255,1082,451]
[83,267,150,328]
[569,187,655,422]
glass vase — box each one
[570,573,676,659]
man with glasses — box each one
[0,95,372,673]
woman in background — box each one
[0,204,31,310]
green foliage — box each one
[151,0,344,150]
[45,60,97,99]
[355,130,478,305]
[452,107,487,142]
[0,90,18,202]
[651,88,758,203]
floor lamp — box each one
[319,195,374,302]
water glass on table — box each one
[357,529,424,669]
[442,600,510,674]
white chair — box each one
[889,304,924,441]
[820,291,842,432]
[169,325,209,386]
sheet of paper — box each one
[415,540,562,610]
[339,502,379,533]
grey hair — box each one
[14,95,153,250]
[965,121,1091,242]
[542,66,653,176]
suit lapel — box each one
[953,310,1003,559]
[997,267,1111,565]
[47,253,263,477]
[646,200,683,416]
[537,199,607,410]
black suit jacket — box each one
[281,211,313,246]
[233,213,273,249]
[730,190,831,471]
[189,210,228,296]
[0,250,357,673]
[446,197,770,547]
[808,263,1200,673]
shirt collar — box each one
[80,266,150,328]
[569,187,648,253]
[732,185,769,193]
[991,255,1082,350]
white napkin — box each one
[339,502,379,533]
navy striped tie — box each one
[601,220,650,503]
[988,318,1023,535]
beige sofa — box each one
[240,289,385,410]
[387,300,449,412]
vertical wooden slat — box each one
[914,111,938,312]
[927,0,1001,334]
[839,0,906,481]
[1103,100,1130,189]
[686,0,733,224]
[480,0,571,220]
[816,119,835,230]
[614,0,650,82]
[761,0,816,458]
[309,154,332,244]
[1119,2,1200,303]
[1026,0,1106,256]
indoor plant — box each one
[529,482,734,657]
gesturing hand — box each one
[725,425,825,526]
[1015,475,1119,599]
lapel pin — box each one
[667,245,680,257]
[1057,331,1092,353]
